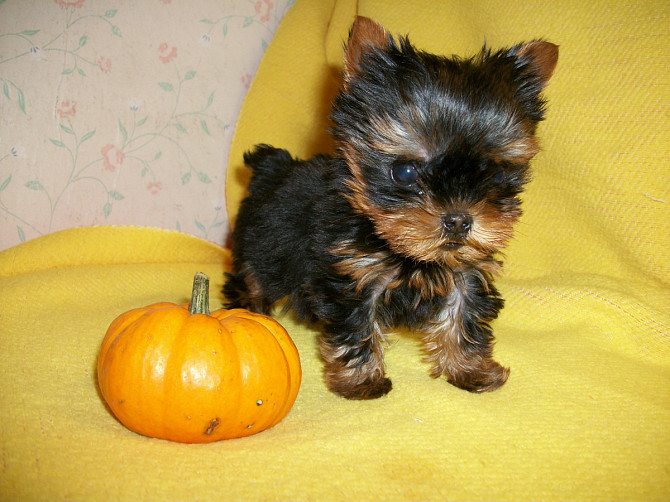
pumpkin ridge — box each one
[209,316,244,439]
[159,309,192,439]
[248,314,302,427]
[248,321,289,431]
[259,323,296,429]
[134,307,187,438]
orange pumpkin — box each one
[97,272,301,443]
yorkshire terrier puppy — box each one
[225,16,558,399]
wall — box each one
[0,0,294,250]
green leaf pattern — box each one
[0,0,294,249]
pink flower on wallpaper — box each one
[241,73,252,89]
[97,57,112,73]
[158,43,177,64]
[56,101,76,119]
[54,0,86,8]
[255,0,273,23]
[101,144,125,172]
[147,182,163,194]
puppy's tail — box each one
[243,144,294,186]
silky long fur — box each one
[225,17,557,399]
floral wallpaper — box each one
[0,0,294,250]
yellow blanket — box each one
[2,0,669,501]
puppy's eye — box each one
[391,163,419,186]
[492,170,504,184]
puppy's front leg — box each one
[422,271,509,392]
[319,302,392,399]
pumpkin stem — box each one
[189,272,211,315]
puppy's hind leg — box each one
[223,266,274,314]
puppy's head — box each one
[332,16,558,268]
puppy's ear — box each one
[508,40,558,121]
[514,40,559,87]
[343,16,389,81]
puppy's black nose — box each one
[442,213,472,239]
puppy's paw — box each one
[322,357,392,400]
[445,357,510,393]
[327,373,393,400]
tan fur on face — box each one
[468,200,521,251]
[490,133,539,165]
[366,113,540,167]
[368,113,433,161]
[343,177,515,272]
